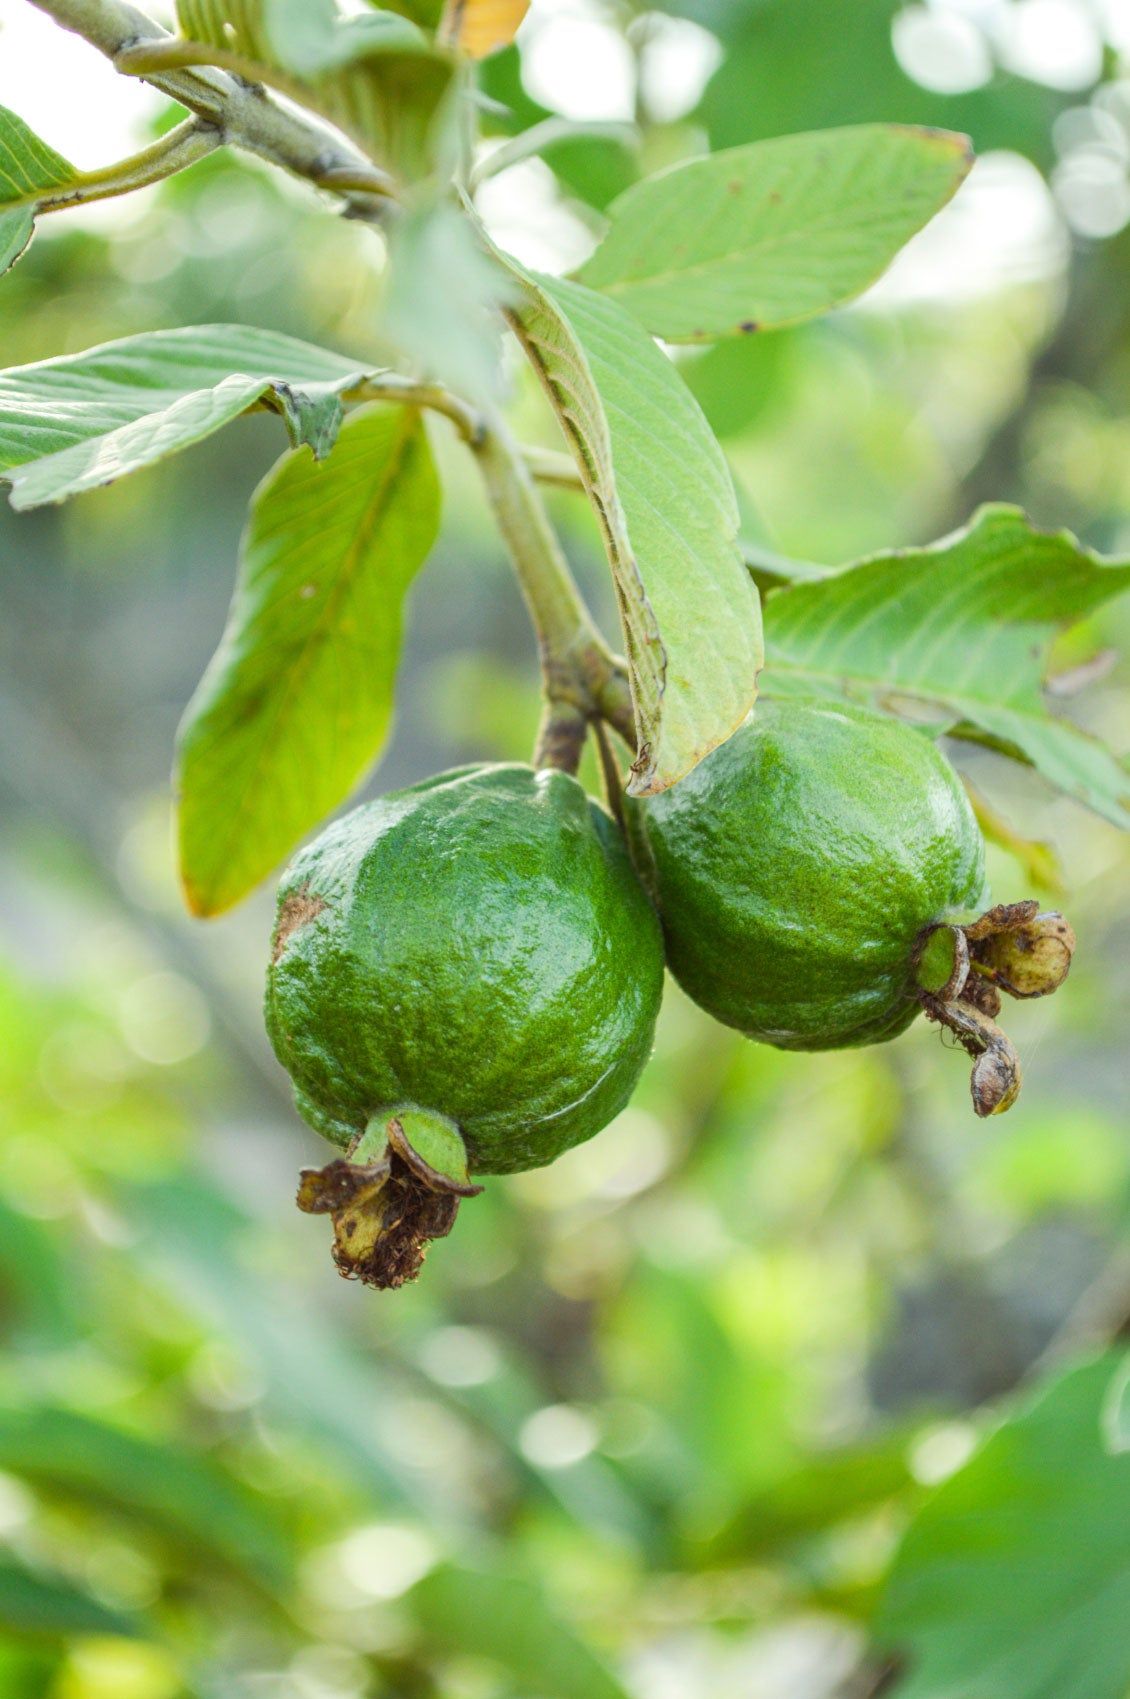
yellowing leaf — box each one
[964,780,1065,897]
[438,0,530,58]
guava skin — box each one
[266,764,664,1175]
[628,699,987,1051]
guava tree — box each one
[3,4,1130,1689]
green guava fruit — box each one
[627,698,987,1051]
[266,763,664,1286]
[627,697,1076,1118]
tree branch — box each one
[36,118,221,214]
[26,0,395,211]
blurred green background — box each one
[2,1,1130,1694]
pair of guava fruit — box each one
[266,699,1074,1288]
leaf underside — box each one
[761,504,1130,829]
[177,405,441,916]
[577,123,973,342]
[0,324,381,509]
[506,267,763,795]
[438,0,531,58]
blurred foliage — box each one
[2,0,1130,1694]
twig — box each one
[36,118,221,213]
[469,117,638,190]
[522,444,585,489]
[591,717,627,831]
[26,0,394,212]
[114,33,394,200]
[344,375,484,446]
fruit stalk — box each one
[471,417,635,770]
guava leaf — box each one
[176,0,453,182]
[505,266,762,796]
[263,0,426,69]
[964,780,1065,896]
[0,1558,141,1642]
[0,1402,289,1588]
[0,209,33,275]
[760,505,1130,829]
[0,104,79,276]
[405,1563,631,1699]
[0,324,380,510]
[1105,1357,1130,1455]
[381,199,520,404]
[876,1354,1130,1699]
[177,405,440,916]
[577,124,971,343]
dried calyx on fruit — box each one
[296,1111,483,1289]
[913,901,1076,1116]
[626,698,1076,1115]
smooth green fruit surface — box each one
[628,699,987,1050]
[266,764,664,1174]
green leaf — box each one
[679,331,795,440]
[0,324,379,510]
[263,0,426,69]
[1105,1357,1130,1455]
[760,505,1130,829]
[505,267,762,795]
[0,106,76,207]
[0,209,33,274]
[126,1170,448,1521]
[577,125,972,343]
[965,780,1066,896]
[876,1355,1130,1699]
[0,1404,289,1589]
[706,1429,917,1561]
[0,105,79,276]
[405,1563,631,1699]
[176,0,454,183]
[381,199,520,404]
[0,1558,140,1643]
[177,405,440,916]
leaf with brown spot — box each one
[578,124,971,342]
